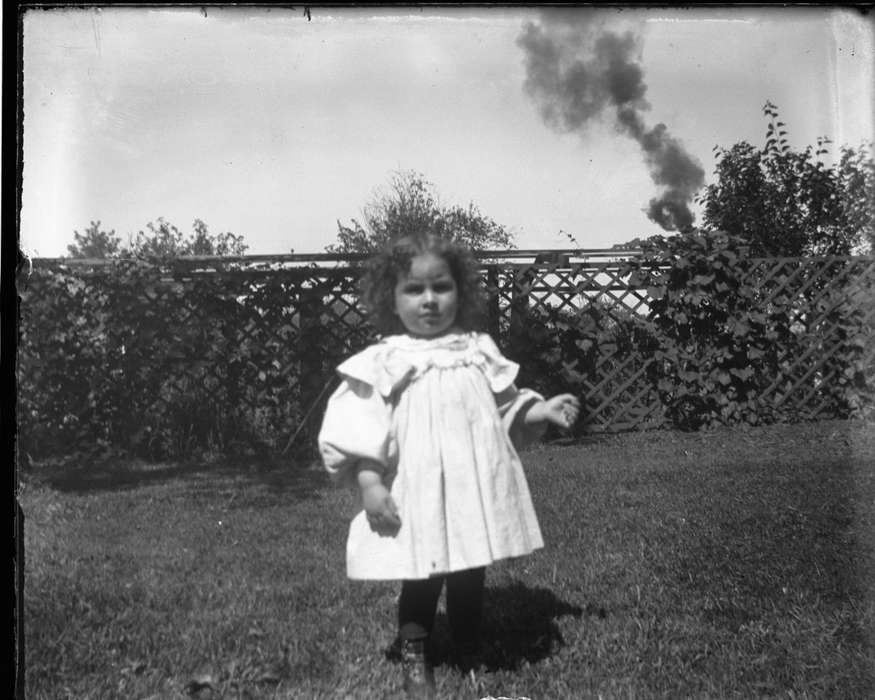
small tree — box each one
[127,218,248,258]
[66,221,123,258]
[65,218,248,259]
[698,101,875,256]
[328,170,515,254]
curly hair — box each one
[359,231,485,336]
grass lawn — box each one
[20,419,875,699]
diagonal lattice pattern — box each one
[17,253,875,458]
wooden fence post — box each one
[485,266,500,339]
[509,265,533,348]
[298,285,324,446]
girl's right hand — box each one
[361,482,401,536]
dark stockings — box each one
[398,566,485,652]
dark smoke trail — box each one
[517,13,705,232]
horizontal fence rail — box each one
[16,250,875,459]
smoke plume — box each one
[517,13,705,231]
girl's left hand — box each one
[543,394,581,430]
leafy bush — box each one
[18,248,873,459]
[497,265,660,435]
[698,102,874,256]
[620,229,871,429]
[17,259,344,461]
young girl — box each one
[318,231,579,698]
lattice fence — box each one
[16,251,875,458]
[486,254,875,431]
[745,256,875,419]
[481,256,663,432]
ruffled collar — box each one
[379,329,473,352]
[337,330,518,398]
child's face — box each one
[393,252,459,337]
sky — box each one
[18,5,875,258]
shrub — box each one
[621,229,871,429]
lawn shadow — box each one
[430,579,585,671]
[25,446,330,502]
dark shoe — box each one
[401,638,436,699]
[384,635,402,662]
[455,651,482,674]
[453,642,483,675]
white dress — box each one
[318,330,546,580]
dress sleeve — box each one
[475,333,546,448]
[474,333,520,393]
[494,386,547,449]
[317,347,397,487]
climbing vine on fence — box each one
[17,258,374,460]
[16,246,875,460]
[620,230,873,429]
